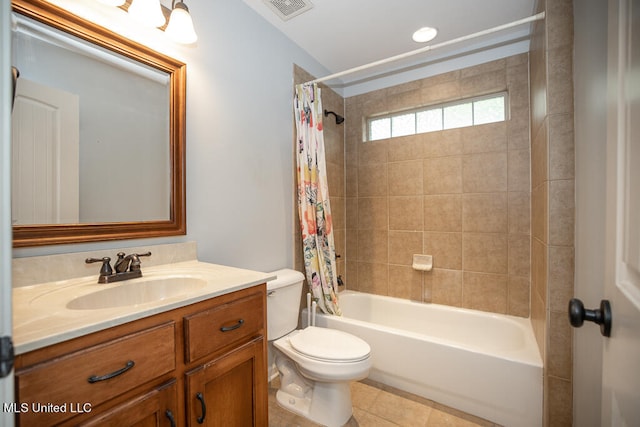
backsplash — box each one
[12,241,197,288]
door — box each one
[0,1,14,426]
[11,78,79,224]
[602,0,640,424]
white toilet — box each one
[266,269,371,427]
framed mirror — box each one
[11,0,186,247]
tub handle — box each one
[568,298,612,337]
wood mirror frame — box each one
[11,0,186,247]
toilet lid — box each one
[289,327,370,362]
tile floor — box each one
[268,378,500,427]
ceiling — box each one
[242,0,537,89]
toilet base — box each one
[276,381,353,427]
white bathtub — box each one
[303,291,542,427]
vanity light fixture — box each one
[166,0,198,44]
[128,0,166,28]
[412,26,438,43]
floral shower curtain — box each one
[293,83,341,315]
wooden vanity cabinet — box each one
[14,284,268,427]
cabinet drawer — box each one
[185,292,264,362]
[17,322,175,426]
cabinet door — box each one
[186,338,267,426]
[74,379,178,427]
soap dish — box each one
[412,254,433,271]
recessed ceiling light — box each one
[412,26,438,43]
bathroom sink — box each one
[66,277,207,310]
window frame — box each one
[366,91,509,142]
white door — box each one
[602,0,640,424]
[1,1,14,425]
[11,78,79,224]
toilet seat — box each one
[289,327,370,363]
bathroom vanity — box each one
[12,248,274,426]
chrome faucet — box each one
[86,251,151,284]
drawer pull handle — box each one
[165,409,176,427]
[220,319,244,332]
[87,360,135,383]
[196,392,207,424]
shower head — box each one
[324,109,345,125]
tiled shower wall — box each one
[343,54,531,317]
[530,0,575,425]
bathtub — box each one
[302,291,542,427]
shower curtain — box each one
[293,83,341,315]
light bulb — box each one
[128,0,166,28]
[166,2,198,44]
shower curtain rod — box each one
[304,11,545,86]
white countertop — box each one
[13,260,276,355]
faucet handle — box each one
[86,257,113,277]
[126,251,151,271]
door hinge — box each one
[0,336,14,378]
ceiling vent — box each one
[263,0,314,21]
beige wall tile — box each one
[424,194,462,231]
[388,160,423,196]
[508,234,531,276]
[462,193,508,233]
[531,117,549,189]
[423,128,463,158]
[358,197,388,230]
[426,268,463,306]
[418,81,461,105]
[357,230,388,263]
[532,181,549,243]
[531,238,548,305]
[346,197,358,229]
[508,191,531,234]
[508,105,531,151]
[357,262,389,295]
[463,233,508,274]
[389,196,423,231]
[508,276,531,317]
[461,122,507,154]
[507,63,530,109]
[547,0,573,50]
[389,231,423,266]
[549,311,573,380]
[424,232,462,270]
[549,245,575,313]
[549,113,575,180]
[359,140,388,164]
[388,135,423,162]
[549,179,575,246]
[548,376,573,427]
[460,71,507,98]
[346,229,358,264]
[358,164,388,197]
[508,149,531,191]
[423,156,462,194]
[462,152,508,193]
[547,45,574,116]
[462,272,508,313]
[346,164,358,197]
[389,265,423,301]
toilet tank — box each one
[266,269,305,340]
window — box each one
[367,92,507,141]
